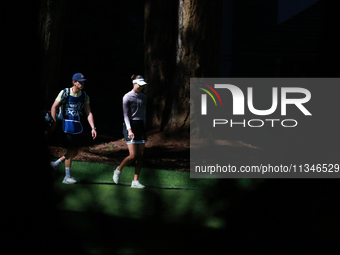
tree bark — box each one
[144,0,179,134]
[144,0,223,137]
[40,0,65,108]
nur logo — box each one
[197,82,222,115]
[198,83,312,116]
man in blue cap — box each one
[50,73,97,184]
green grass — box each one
[54,160,221,225]
[55,180,228,254]
[56,183,217,225]
[53,160,264,254]
[51,160,340,254]
[53,161,230,228]
[53,160,217,189]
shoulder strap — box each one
[60,88,70,105]
[57,88,70,121]
[83,90,87,102]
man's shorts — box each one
[63,133,81,149]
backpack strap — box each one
[79,90,87,116]
[83,90,87,102]
[57,88,87,120]
[57,88,70,121]
[60,88,70,105]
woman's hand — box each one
[128,129,134,140]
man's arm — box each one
[84,103,97,140]
[50,100,60,132]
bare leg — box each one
[133,144,145,181]
[118,143,145,181]
[63,148,78,168]
[118,144,137,171]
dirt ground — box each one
[48,131,191,172]
[47,128,264,172]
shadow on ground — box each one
[56,177,340,254]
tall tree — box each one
[40,0,65,108]
[5,2,67,253]
[144,0,223,137]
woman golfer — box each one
[113,74,147,188]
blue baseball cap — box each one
[72,73,87,81]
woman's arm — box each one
[123,96,134,139]
[143,96,147,128]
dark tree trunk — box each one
[144,0,223,137]
[5,2,65,254]
[40,0,65,108]
[144,0,179,134]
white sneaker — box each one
[50,162,58,178]
[62,176,77,184]
[131,180,145,189]
[113,168,121,184]
[50,161,58,170]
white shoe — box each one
[113,168,121,184]
[62,176,77,184]
[50,161,58,170]
[131,180,145,189]
[50,162,58,178]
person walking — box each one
[113,74,147,188]
[50,73,97,184]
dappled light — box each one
[10,0,340,254]
[53,160,266,253]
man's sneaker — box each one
[131,180,145,189]
[50,161,58,170]
[62,176,77,184]
[113,168,121,184]
[50,162,58,178]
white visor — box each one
[133,79,147,86]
